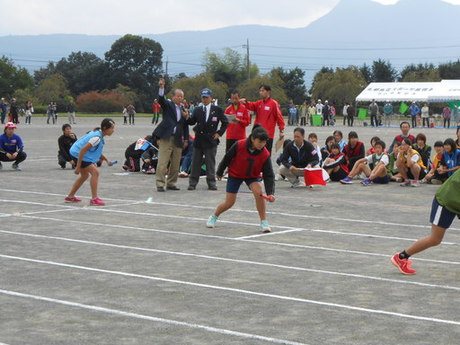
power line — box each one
[251,43,460,51]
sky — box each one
[2,0,460,36]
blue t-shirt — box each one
[70,130,105,163]
[0,133,24,153]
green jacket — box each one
[436,168,460,214]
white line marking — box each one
[3,198,457,245]
[12,215,460,265]
[1,188,459,231]
[0,288,308,345]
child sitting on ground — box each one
[437,138,460,178]
[343,131,365,171]
[422,141,446,184]
[397,138,428,187]
[323,143,349,181]
[122,135,157,172]
[388,141,402,182]
[340,140,390,186]
[308,132,322,166]
[58,123,77,169]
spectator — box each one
[322,100,331,126]
[52,102,58,123]
[122,136,157,172]
[323,143,349,182]
[321,135,335,162]
[438,138,460,178]
[366,136,381,156]
[383,101,393,127]
[0,98,7,124]
[442,105,451,128]
[307,132,322,166]
[409,102,420,128]
[279,127,319,188]
[288,102,298,126]
[342,103,349,126]
[299,101,308,126]
[421,103,430,128]
[333,130,346,151]
[122,106,128,125]
[25,101,33,124]
[388,141,403,182]
[397,138,427,187]
[9,98,19,124]
[455,127,460,149]
[315,99,323,116]
[47,101,55,124]
[67,100,77,124]
[241,84,285,154]
[58,124,77,169]
[224,90,250,153]
[368,99,379,127]
[152,99,161,125]
[388,121,415,153]
[126,104,136,125]
[308,101,316,125]
[412,133,431,168]
[343,131,365,171]
[347,103,355,127]
[0,122,26,170]
[422,141,446,185]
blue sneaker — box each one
[361,178,373,186]
[206,215,218,228]
[340,176,353,184]
[260,220,271,233]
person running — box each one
[57,124,77,169]
[0,122,27,170]
[206,125,275,233]
[391,168,460,275]
[65,118,115,205]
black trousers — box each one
[189,146,217,188]
[347,116,354,127]
[0,151,27,164]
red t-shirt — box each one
[224,103,250,140]
[244,98,285,139]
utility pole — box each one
[243,39,250,80]
[165,57,169,77]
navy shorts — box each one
[372,174,390,184]
[71,155,94,169]
[226,176,261,194]
[430,197,458,229]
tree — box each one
[270,67,306,104]
[0,56,33,97]
[34,62,57,87]
[359,63,372,84]
[204,48,259,91]
[34,73,70,105]
[309,67,334,97]
[171,74,228,104]
[439,60,460,79]
[371,59,398,82]
[400,63,440,82]
[310,66,367,106]
[237,75,289,105]
[105,34,163,110]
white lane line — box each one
[1,284,459,328]
[1,234,460,291]
[12,215,460,265]
[11,208,76,217]
[0,289,308,345]
[1,188,459,232]
[2,198,455,244]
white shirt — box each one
[203,103,211,122]
[366,153,389,166]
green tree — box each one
[34,73,70,105]
[171,74,228,104]
[310,66,367,106]
[237,75,289,105]
[439,60,460,79]
[0,56,34,97]
[105,34,163,110]
[270,67,306,104]
[13,88,39,106]
[400,63,440,82]
[371,59,398,82]
[309,67,333,96]
[359,63,372,84]
[34,62,57,87]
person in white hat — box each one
[0,122,27,170]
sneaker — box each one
[390,253,416,275]
[291,178,301,188]
[260,220,271,233]
[64,196,82,203]
[146,168,155,175]
[12,163,21,171]
[400,180,411,187]
[340,176,353,184]
[90,197,106,206]
[420,178,428,184]
[361,178,373,186]
[411,180,420,187]
[206,215,218,228]
[178,171,188,178]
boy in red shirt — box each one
[224,90,250,152]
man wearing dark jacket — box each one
[279,127,320,187]
[187,88,228,190]
[57,124,77,169]
[153,77,190,192]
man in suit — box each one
[187,88,228,191]
[153,77,189,192]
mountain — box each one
[1,0,459,86]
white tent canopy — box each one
[355,82,441,102]
[428,80,460,102]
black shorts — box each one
[226,176,261,193]
[330,168,348,182]
[430,197,458,229]
[372,174,390,184]
[71,155,94,169]
[407,167,427,180]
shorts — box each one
[372,174,390,184]
[71,155,94,168]
[407,168,427,180]
[329,167,348,182]
[430,197,458,229]
[226,176,261,194]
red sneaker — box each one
[90,197,106,206]
[65,196,82,203]
[391,253,416,275]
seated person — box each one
[388,121,415,153]
[412,133,431,169]
[397,138,428,187]
[58,123,77,169]
[343,131,365,171]
[455,127,460,149]
[388,141,403,182]
[340,140,390,186]
[323,143,349,182]
[333,130,346,151]
[140,140,159,174]
[308,132,322,166]
[437,138,460,179]
[279,127,319,187]
[320,135,335,162]
[123,135,157,172]
[423,141,446,184]
[275,139,292,181]
[179,137,194,177]
[366,136,381,156]
[0,122,26,170]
